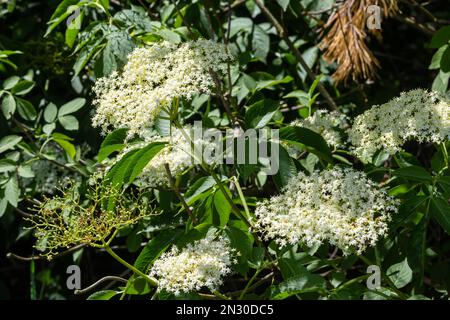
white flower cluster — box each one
[254,167,398,255]
[92,39,232,136]
[349,89,450,163]
[137,127,194,187]
[150,235,236,295]
[291,109,350,148]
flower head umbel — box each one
[291,109,350,148]
[92,39,233,136]
[150,234,236,295]
[254,167,398,255]
[349,89,450,163]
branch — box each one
[74,276,128,295]
[164,163,197,224]
[254,0,338,110]
[7,244,86,262]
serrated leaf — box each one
[394,166,432,183]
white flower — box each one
[254,167,399,255]
[349,89,450,163]
[291,109,350,148]
[150,234,236,295]
[92,39,233,136]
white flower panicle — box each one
[254,167,398,255]
[291,109,350,148]
[349,89,450,163]
[92,39,232,136]
[137,127,194,187]
[150,235,236,295]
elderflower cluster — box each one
[150,235,236,295]
[92,40,232,136]
[254,167,398,255]
[121,126,218,188]
[291,109,350,148]
[349,89,450,163]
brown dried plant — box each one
[319,0,398,84]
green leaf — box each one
[245,99,279,129]
[252,24,270,62]
[432,70,450,93]
[134,229,182,273]
[124,275,151,295]
[271,270,326,299]
[97,128,128,162]
[45,0,80,36]
[0,159,16,173]
[255,76,293,91]
[5,176,20,207]
[391,195,427,229]
[279,126,333,163]
[393,166,433,183]
[430,197,450,235]
[59,98,86,116]
[185,176,218,205]
[430,26,450,49]
[2,76,20,90]
[441,45,450,72]
[0,135,22,154]
[11,80,35,95]
[277,0,290,11]
[1,94,16,119]
[16,98,36,121]
[43,123,56,135]
[429,45,447,70]
[273,144,297,189]
[53,138,76,159]
[126,142,167,183]
[87,290,119,300]
[18,165,35,178]
[65,10,84,48]
[214,189,231,227]
[387,258,413,289]
[225,226,253,260]
[58,115,79,131]
[44,103,58,123]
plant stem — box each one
[254,0,337,111]
[103,245,158,287]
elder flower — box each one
[150,235,236,295]
[349,89,450,163]
[92,39,233,136]
[254,167,398,255]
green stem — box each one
[239,268,262,300]
[103,245,158,287]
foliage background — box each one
[0,0,449,300]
